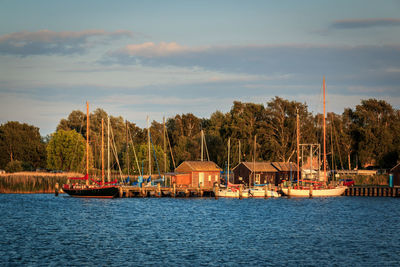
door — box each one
[199,172,204,187]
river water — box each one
[0,194,399,266]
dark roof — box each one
[390,162,400,172]
[234,162,278,172]
[175,161,222,172]
[271,162,298,172]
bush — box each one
[5,160,23,173]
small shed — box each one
[232,162,278,186]
[174,161,221,187]
[390,163,400,187]
[271,162,300,184]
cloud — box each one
[330,18,400,29]
[120,42,196,57]
[0,29,133,56]
[105,42,400,91]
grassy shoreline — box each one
[0,172,82,194]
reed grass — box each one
[0,172,82,193]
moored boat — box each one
[63,102,119,198]
[281,77,347,197]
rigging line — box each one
[127,125,142,177]
[333,118,344,170]
[149,132,162,178]
[69,111,85,172]
[203,132,210,161]
[165,126,176,169]
[110,123,123,181]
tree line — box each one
[0,97,399,174]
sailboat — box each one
[218,136,281,198]
[62,102,119,198]
[281,77,347,197]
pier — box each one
[344,186,400,197]
[117,184,217,198]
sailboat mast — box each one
[253,135,256,188]
[227,137,230,185]
[86,101,89,186]
[126,120,129,177]
[201,130,204,161]
[163,117,167,174]
[238,140,241,164]
[297,109,300,183]
[107,116,110,182]
[323,76,327,182]
[147,116,151,176]
[101,118,104,184]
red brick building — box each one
[174,161,221,187]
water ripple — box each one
[0,195,399,266]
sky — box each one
[1,0,400,136]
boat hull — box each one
[63,186,119,198]
[219,188,281,198]
[281,186,347,197]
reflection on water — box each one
[0,194,399,266]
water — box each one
[0,195,399,266]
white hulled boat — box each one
[281,77,347,197]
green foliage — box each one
[0,121,46,169]
[46,130,86,172]
[5,160,23,173]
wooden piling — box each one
[55,183,59,196]
[214,184,219,199]
[239,185,243,199]
[309,184,313,198]
[157,183,161,198]
[264,185,268,199]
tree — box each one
[0,121,46,169]
[350,99,399,168]
[46,130,86,172]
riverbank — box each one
[0,172,81,193]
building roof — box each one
[390,162,400,172]
[175,161,222,172]
[271,162,298,172]
[234,162,278,172]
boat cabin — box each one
[174,161,221,188]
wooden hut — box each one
[232,162,278,186]
[271,162,300,185]
[390,163,400,187]
[174,161,221,188]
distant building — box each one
[232,162,278,186]
[174,161,221,187]
[271,162,300,184]
[390,163,400,187]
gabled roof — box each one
[234,162,278,172]
[175,161,222,172]
[272,162,298,172]
[390,162,400,172]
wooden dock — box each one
[344,186,400,197]
[118,184,217,198]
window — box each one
[208,175,211,182]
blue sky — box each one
[1,0,400,135]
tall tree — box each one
[46,130,86,172]
[0,121,46,170]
